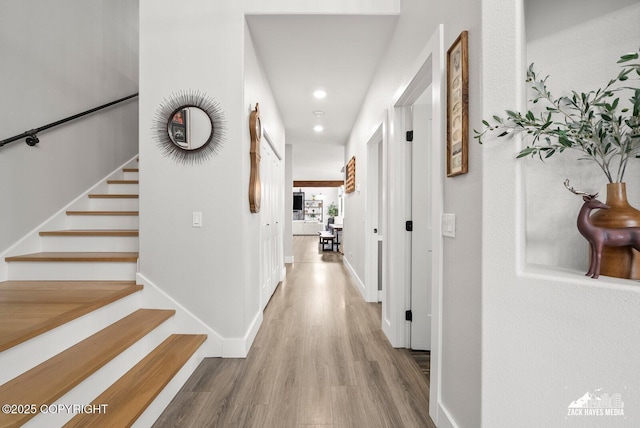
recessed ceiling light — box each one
[314,125,324,132]
[314,111,325,116]
[313,89,327,99]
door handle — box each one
[374,228,378,233]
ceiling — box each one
[246,15,399,147]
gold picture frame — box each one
[446,31,469,177]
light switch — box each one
[442,213,456,237]
[192,212,202,227]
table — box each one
[329,224,343,252]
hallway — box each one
[154,236,435,427]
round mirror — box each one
[168,106,213,150]
[153,90,226,164]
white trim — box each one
[221,310,263,358]
[136,272,223,356]
[138,272,264,358]
[343,256,366,299]
[285,255,294,264]
[263,129,282,161]
[436,401,460,428]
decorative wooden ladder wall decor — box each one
[0,159,207,427]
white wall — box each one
[482,0,640,427]
[343,0,482,426]
[243,20,287,342]
[524,0,640,270]
[0,0,139,253]
[138,0,400,356]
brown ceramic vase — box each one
[589,182,640,279]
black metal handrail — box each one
[0,93,138,148]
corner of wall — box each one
[136,273,223,356]
[221,309,263,358]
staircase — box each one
[0,159,207,427]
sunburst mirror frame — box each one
[152,90,226,164]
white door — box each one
[260,147,273,310]
[366,127,383,303]
[270,153,281,292]
[410,102,432,351]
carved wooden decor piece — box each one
[249,103,262,213]
[345,156,356,194]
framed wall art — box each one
[345,156,356,193]
[446,31,469,177]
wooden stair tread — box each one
[5,252,139,262]
[0,309,175,428]
[66,211,139,216]
[65,334,206,428]
[0,281,141,352]
[39,230,139,237]
[88,194,139,199]
[123,168,139,173]
[107,180,139,184]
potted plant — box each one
[475,49,640,278]
[327,202,339,219]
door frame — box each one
[387,24,445,425]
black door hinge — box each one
[405,310,413,321]
[406,130,413,142]
[406,220,413,231]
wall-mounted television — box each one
[293,192,304,211]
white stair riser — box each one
[23,320,174,428]
[0,292,141,386]
[41,236,139,252]
[7,261,137,281]
[123,171,139,180]
[108,183,139,194]
[66,215,139,230]
[89,198,138,211]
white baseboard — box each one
[221,310,263,358]
[435,401,460,428]
[343,257,366,299]
[136,273,222,357]
[136,272,264,358]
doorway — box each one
[260,132,283,311]
[365,123,385,304]
[407,93,433,351]
[387,24,444,424]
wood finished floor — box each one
[154,236,435,427]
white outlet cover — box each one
[442,213,455,237]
